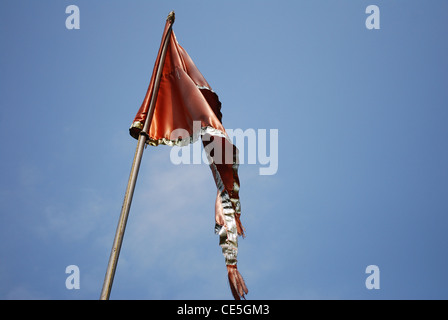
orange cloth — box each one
[129,17,247,299]
[130,20,223,144]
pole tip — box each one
[167,11,175,23]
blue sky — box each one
[1,0,448,300]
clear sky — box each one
[1,0,448,300]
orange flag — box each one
[130,16,247,300]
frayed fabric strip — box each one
[130,121,231,149]
[215,190,239,266]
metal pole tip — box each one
[167,11,175,23]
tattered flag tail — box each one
[227,265,248,300]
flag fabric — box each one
[130,17,248,300]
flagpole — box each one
[100,11,175,300]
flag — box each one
[129,15,248,300]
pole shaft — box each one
[100,15,174,300]
[100,134,146,300]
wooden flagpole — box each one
[100,11,175,300]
